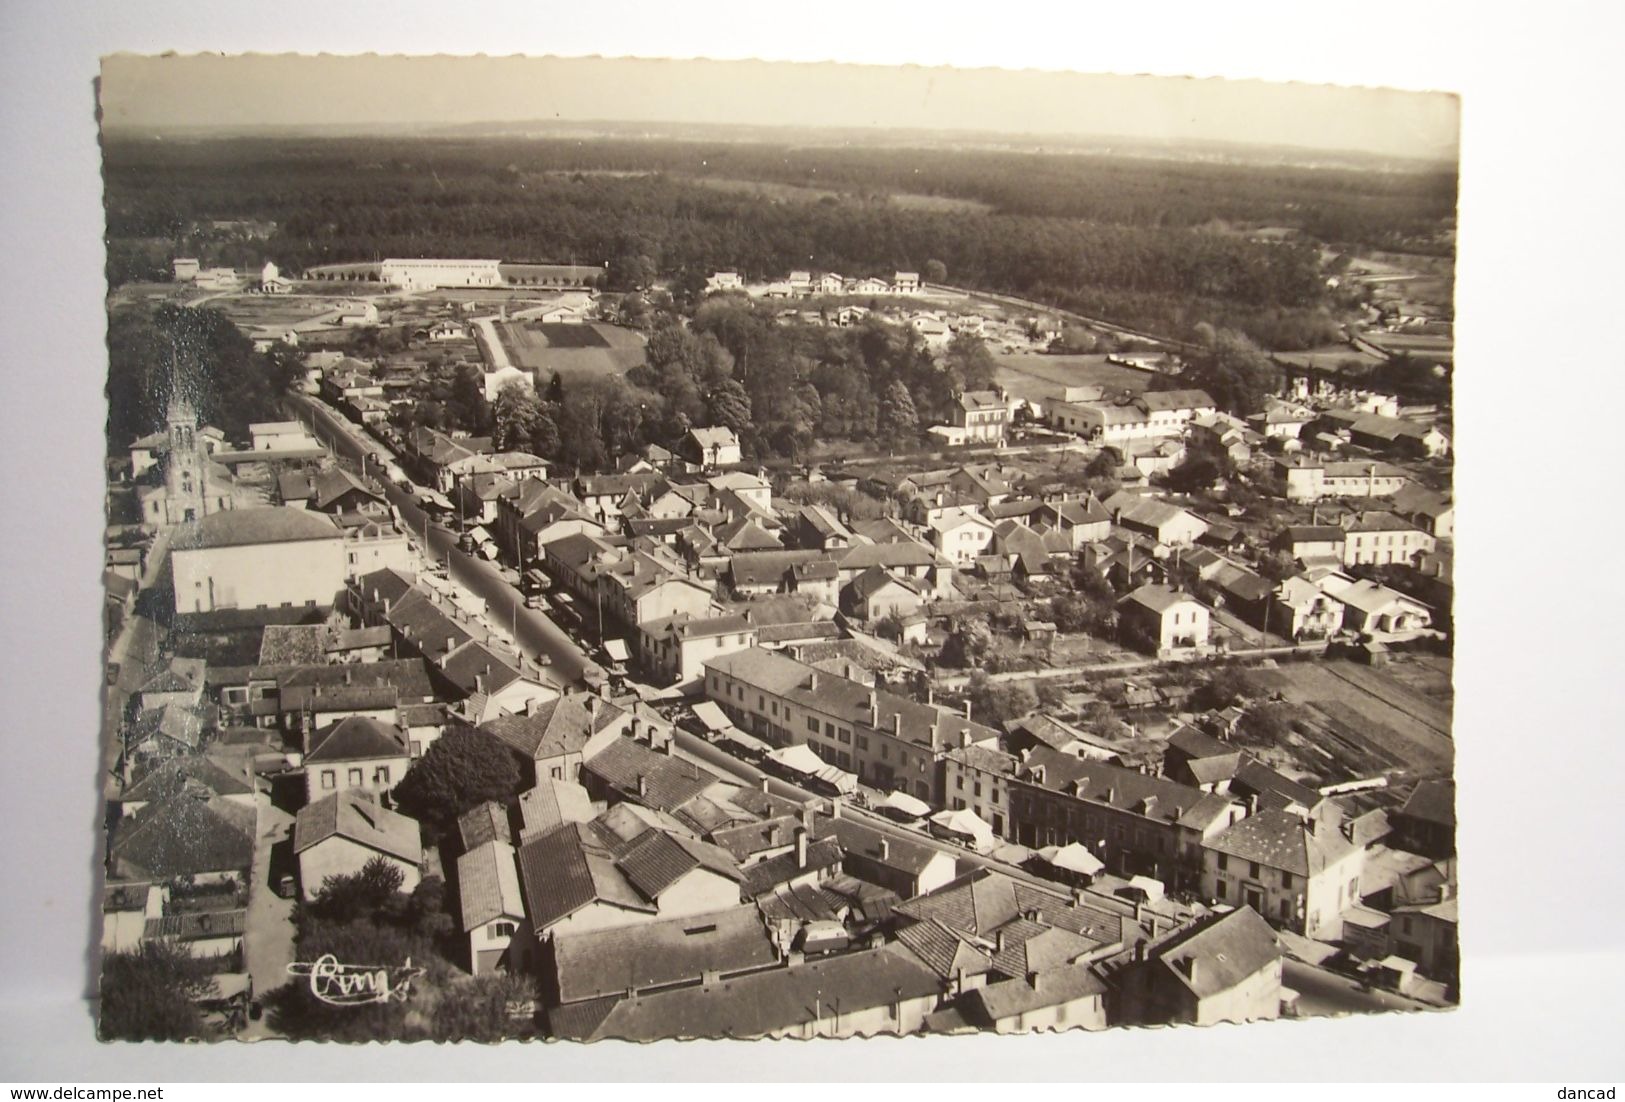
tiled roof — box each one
[305,716,410,763]
[895,918,993,981]
[1018,746,1234,831]
[740,838,843,897]
[1400,779,1456,827]
[816,817,944,876]
[552,904,778,1007]
[581,737,719,814]
[482,694,620,760]
[293,789,421,862]
[966,961,1108,1021]
[516,822,656,931]
[517,777,596,841]
[109,793,255,879]
[458,800,513,850]
[1153,906,1281,1001]
[1137,389,1215,412]
[1121,584,1205,615]
[172,507,340,550]
[457,839,524,931]
[121,755,252,804]
[576,944,942,1041]
[1204,810,1357,877]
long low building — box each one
[702,647,1000,806]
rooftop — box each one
[293,789,421,863]
[171,507,340,551]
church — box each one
[135,391,240,528]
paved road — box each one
[1284,959,1435,1017]
[240,790,295,1040]
[470,315,514,371]
[287,395,599,688]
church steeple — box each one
[163,384,205,522]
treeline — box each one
[105,304,302,450]
[105,138,1365,349]
[105,136,1458,247]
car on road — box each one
[395,479,414,493]
[105,661,121,686]
[457,532,476,553]
[524,592,546,610]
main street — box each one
[286,394,599,688]
[1284,958,1436,1017]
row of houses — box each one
[708,269,924,298]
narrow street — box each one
[239,789,295,1040]
[286,394,599,687]
[1284,959,1435,1018]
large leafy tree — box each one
[391,727,522,835]
[1159,327,1282,417]
[944,332,999,392]
[706,379,753,434]
[876,379,920,442]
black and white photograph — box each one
[92,51,1463,1043]
[2,1,1623,1085]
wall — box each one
[299,836,420,902]
[992,991,1108,1033]
[172,537,346,614]
[304,753,410,805]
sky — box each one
[99,54,1459,161]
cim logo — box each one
[287,954,425,1006]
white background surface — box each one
[0,0,1621,1082]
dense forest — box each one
[102,137,1455,350]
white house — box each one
[458,839,532,975]
[293,789,422,903]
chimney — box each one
[761,777,770,793]
[768,824,782,846]
[637,775,648,799]
[1133,942,1148,963]
[343,668,353,685]
[587,696,600,718]
[796,828,809,870]
[1027,971,1042,993]
[801,806,816,834]
[661,731,675,756]
[878,839,890,862]
[475,673,485,693]
[1185,958,1199,984]
[893,712,903,737]
[925,685,934,705]
[962,700,972,720]
[808,672,818,691]
[994,930,1006,954]
[831,801,842,820]
[868,692,878,728]
[446,635,456,656]
[1072,888,1085,907]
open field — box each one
[205,295,357,330]
[1241,657,1454,782]
[992,352,1156,404]
[495,321,645,377]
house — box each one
[292,789,423,903]
[705,271,744,294]
[793,504,854,553]
[1391,779,1456,859]
[248,421,321,454]
[439,639,558,722]
[1103,492,1209,548]
[458,839,532,975]
[302,716,413,804]
[707,470,772,512]
[1340,511,1437,567]
[548,904,781,1029]
[947,391,1011,444]
[1053,390,1216,447]
[554,943,940,1041]
[1035,496,1113,549]
[1274,525,1347,567]
[1391,484,1455,539]
[1007,747,1239,887]
[1268,575,1346,641]
[703,647,999,806]
[1326,578,1433,637]
[170,508,346,615]
[1118,585,1211,657]
[678,426,742,470]
[1114,906,1284,1026]
[1200,810,1366,938]
[517,777,598,842]
[928,508,998,567]
[840,566,927,622]
[481,692,627,788]
[116,756,255,820]
[893,271,922,295]
[106,791,256,884]
[515,820,744,940]
[638,613,759,691]
[943,743,1020,839]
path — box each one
[240,789,295,1040]
[470,315,514,371]
[932,641,1328,690]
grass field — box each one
[1241,657,1454,782]
[495,321,645,377]
[992,353,1156,404]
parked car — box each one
[273,874,297,900]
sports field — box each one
[992,352,1156,404]
[495,322,646,377]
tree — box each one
[1237,700,1305,747]
[940,618,994,669]
[99,940,217,1041]
[876,379,920,442]
[492,381,545,452]
[1048,326,1098,354]
[305,856,409,924]
[1190,665,1254,711]
[944,332,999,392]
[1161,327,1282,417]
[431,972,540,1042]
[922,258,948,283]
[391,727,522,835]
[1166,449,1231,494]
[706,379,753,433]
[964,672,1037,729]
